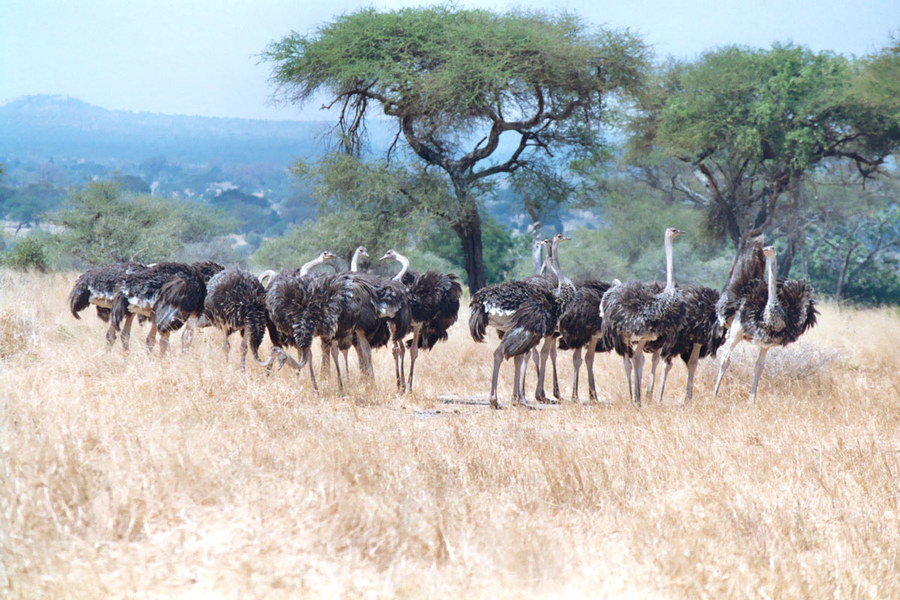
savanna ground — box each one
[1,270,899,599]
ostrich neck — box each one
[391,252,410,281]
[350,251,361,272]
[300,256,324,277]
[664,236,675,292]
[765,254,780,312]
[550,241,571,287]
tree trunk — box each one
[454,212,486,292]
[530,220,543,275]
[834,243,858,304]
[778,225,805,279]
[448,176,487,292]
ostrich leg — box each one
[622,354,633,404]
[655,358,675,404]
[489,343,505,409]
[535,335,558,404]
[682,343,702,404]
[392,340,406,393]
[119,313,136,351]
[515,353,533,408]
[632,341,646,407]
[748,347,769,404]
[586,333,601,403]
[646,349,660,396]
[354,328,374,378]
[550,342,561,400]
[158,331,171,356]
[330,341,345,395]
[530,349,540,386]
[511,354,523,406]
[181,315,198,351]
[714,324,744,397]
[405,326,421,393]
[571,347,583,402]
[320,338,332,381]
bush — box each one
[0,237,49,272]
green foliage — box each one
[803,171,900,304]
[209,189,282,235]
[110,174,150,194]
[0,235,50,272]
[512,176,734,289]
[0,182,67,227]
[265,6,649,290]
[51,180,236,266]
[420,217,519,285]
[630,43,900,246]
[266,7,646,133]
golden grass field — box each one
[2,269,899,599]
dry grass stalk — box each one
[1,270,899,598]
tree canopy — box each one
[628,43,900,254]
[264,6,649,290]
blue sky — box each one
[2,0,897,121]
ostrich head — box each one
[763,245,776,259]
[258,269,278,289]
[320,251,337,262]
[665,227,686,241]
[356,246,369,258]
[379,249,400,262]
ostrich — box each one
[379,249,461,394]
[524,237,562,401]
[264,251,338,391]
[713,246,818,403]
[648,284,725,404]
[717,228,766,328]
[557,278,617,403]
[271,270,380,395]
[600,227,687,406]
[468,237,567,408]
[199,267,281,370]
[343,248,412,389]
[328,245,393,379]
[267,251,380,394]
[108,261,223,353]
[149,261,225,354]
[68,262,146,328]
[533,233,576,403]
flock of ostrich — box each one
[67,227,819,407]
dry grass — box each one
[2,269,899,599]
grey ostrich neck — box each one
[300,255,325,277]
[391,252,410,282]
[664,233,676,294]
[763,252,785,329]
[549,239,571,287]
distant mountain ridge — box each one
[0,95,340,166]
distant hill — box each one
[0,95,340,166]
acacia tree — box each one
[264,6,648,290]
[628,43,900,271]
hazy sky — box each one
[2,0,897,121]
